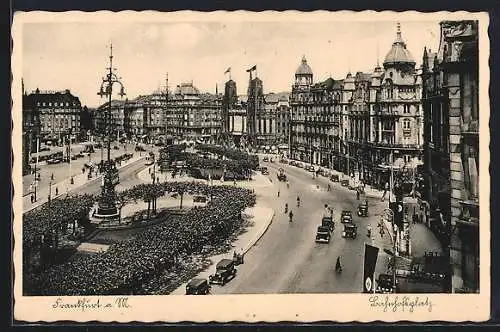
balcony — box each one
[458,199,479,227]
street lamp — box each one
[94,42,126,221]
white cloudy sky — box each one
[21,15,443,107]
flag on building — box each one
[224,67,231,74]
[363,244,379,293]
[246,65,257,72]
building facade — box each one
[246,76,265,147]
[289,25,423,190]
[24,89,83,144]
[167,82,222,143]
[22,83,40,175]
[421,20,479,293]
[94,82,222,144]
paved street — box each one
[210,160,393,294]
[22,142,142,197]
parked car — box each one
[376,274,395,293]
[307,165,315,172]
[113,145,120,150]
[341,179,350,187]
[209,259,237,286]
[185,278,211,295]
[341,210,353,223]
[342,222,358,239]
[135,145,146,152]
[315,225,331,243]
[260,167,269,175]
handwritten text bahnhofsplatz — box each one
[369,295,433,313]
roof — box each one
[384,23,415,66]
[175,82,200,95]
[216,259,234,268]
[355,72,372,82]
[311,77,343,91]
[295,55,313,75]
[265,92,290,103]
[23,89,81,109]
[187,278,207,287]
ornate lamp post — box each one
[94,42,126,221]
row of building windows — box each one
[37,101,78,107]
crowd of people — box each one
[24,182,256,296]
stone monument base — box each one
[88,203,120,225]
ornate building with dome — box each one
[289,56,343,168]
[289,24,423,190]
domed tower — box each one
[295,55,313,87]
[383,22,416,74]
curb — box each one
[241,208,275,254]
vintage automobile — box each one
[233,250,245,265]
[357,201,368,217]
[289,160,296,166]
[277,168,287,182]
[185,278,211,295]
[263,156,269,162]
[135,145,146,152]
[306,165,315,173]
[315,226,331,243]
[209,259,237,286]
[375,274,395,293]
[330,174,340,182]
[260,167,269,175]
[321,216,335,233]
[340,179,350,187]
[342,222,358,239]
[341,210,353,223]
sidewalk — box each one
[170,204,275,295]
[23,154,145,214]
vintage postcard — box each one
[12,10,490,322]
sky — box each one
[21,17,443,108]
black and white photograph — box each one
[12,10,490,322]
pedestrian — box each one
[55,187,58,196]
[356,190,360,200]
[277,190,280,197]
[381,182,389,202]
[51,173,54,180]
[30,194,34,204]
[82,167,85,174]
